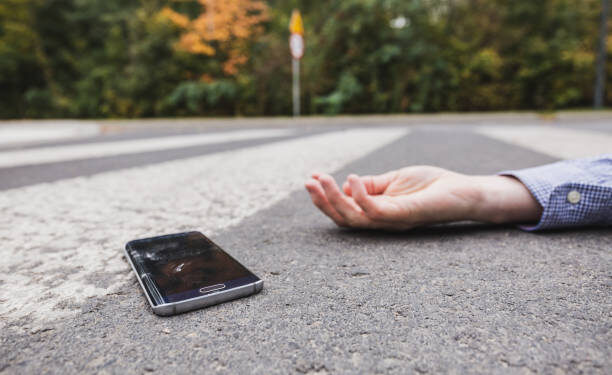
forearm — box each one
[470,175,542,225]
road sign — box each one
[289,34,304,60]
[289,9,304,35]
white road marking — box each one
[0,121,100,147]
[0,127,409,327]
[475,125,612,159]
[0,128,295,168]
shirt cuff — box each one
[500,159,612,231]
[499,168,549,231]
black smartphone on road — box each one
[125,231,263,316]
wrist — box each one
[470,175,542,224]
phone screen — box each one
[126,232,257,303]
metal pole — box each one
[292,58,300,116]
[595,0,609,108]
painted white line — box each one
[0,122,100,147]
[475,125,612,159]
[0,127,409,327]
[0,128,295,168]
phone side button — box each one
[199,284,225,294]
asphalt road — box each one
[1,114,611,374]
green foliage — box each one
[315,73,363,114]
[164,80,238,115]
[0,0,610,118]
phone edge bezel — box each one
[156,279,263,316]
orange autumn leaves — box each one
[162,0,268,76]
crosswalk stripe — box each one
[475,125,612,159]
[0,128,295,168]
[0,122,100,147]
[0,127,409,327]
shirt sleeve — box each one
[499,154,612,231]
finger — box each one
[318,174,368,226]
[304,179,347,226]
[342,180,351,196]
[311,172,321,180]
[342,172,397,196]
[361,171,397,195]
[348,174,386,220]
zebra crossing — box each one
[0,119,610,374]
[0,127,408,325]
[0,123,609,326]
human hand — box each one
[304,166,541,230]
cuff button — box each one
[567,190,581,204]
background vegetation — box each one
[0,0,610,118]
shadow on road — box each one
[325,222,610,242]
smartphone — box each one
[124,231,263,316]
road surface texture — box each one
[0,113,611,374]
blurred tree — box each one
[0,0,609,118]
[162,0,268,75]
[0,0,62,117]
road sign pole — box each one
[292,58,300,117]
[289,9,304,117]
[594,0,609,108]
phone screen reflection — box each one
[129,232,252,298]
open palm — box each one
[305,166,540,230]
